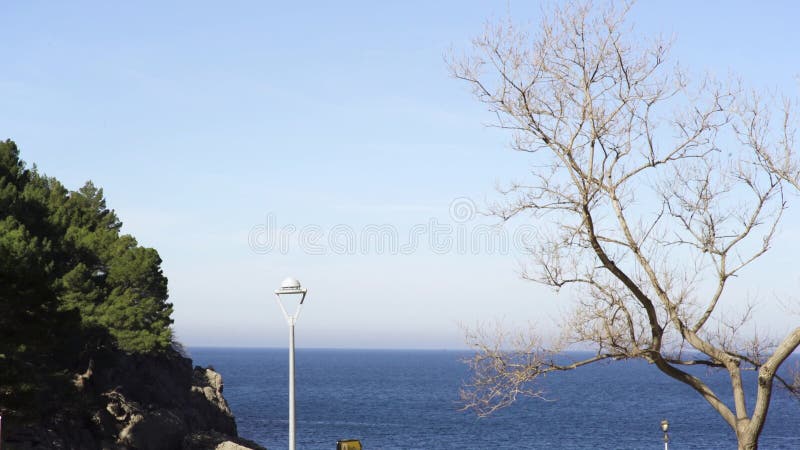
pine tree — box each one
[1,139,175,415]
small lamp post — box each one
[661,419,670,450]
[274,277,308,450]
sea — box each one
[188,348,800,449]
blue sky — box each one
[2,1,799,349]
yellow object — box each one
[336,439,362,450]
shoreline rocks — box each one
[3,350,265,450]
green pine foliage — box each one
[0,139,174,361]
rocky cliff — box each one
[3,349,265,450]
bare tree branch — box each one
[449,2,800,448]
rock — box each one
[91,408,118,437]
[73,358,95,391]
[188,366,237,435]
[3,349,265,449]
[216,442,256,450]
[183,431,267,450]
[118,410,186,449]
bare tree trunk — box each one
[737,430,758,450]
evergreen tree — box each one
[1,139,174,413]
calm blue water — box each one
[189,348,800,449]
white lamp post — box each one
[275,277,308,450]
[661,419,670,450]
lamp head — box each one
[661,419,669,432]
[275,277,308,303]
[280,277,301,290]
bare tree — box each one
[450,2,800,449]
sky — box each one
[2,1,800,349]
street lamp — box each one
[661,419,670,450]
[275,277,308,450]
